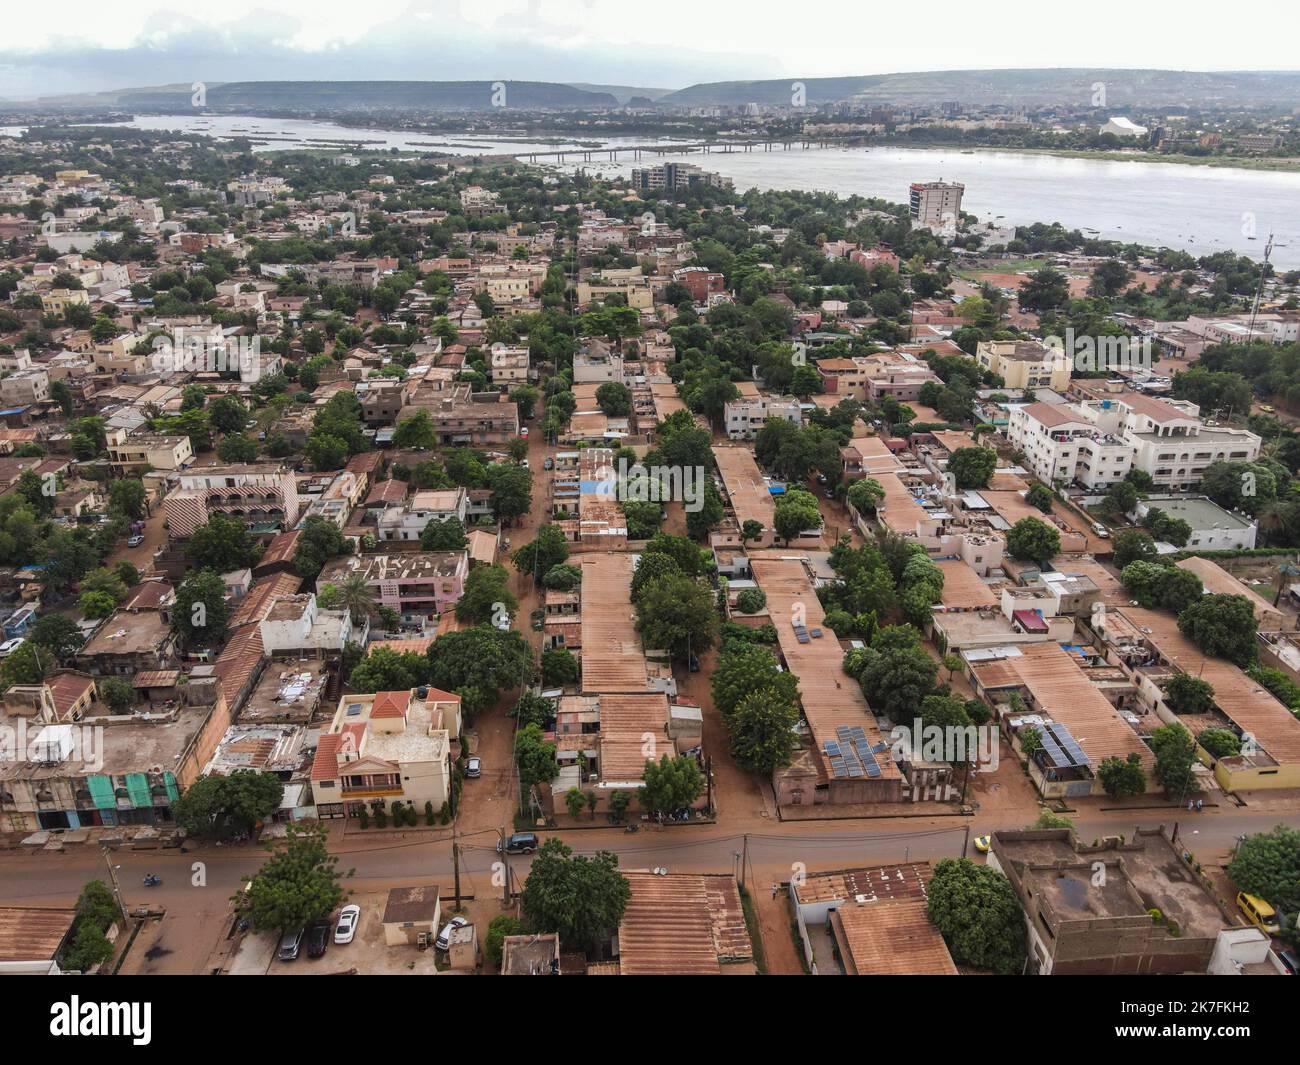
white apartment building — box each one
[724,395,802,440]
[909,181,964,228]
[1007,394,1261,491]
[376,488,469,542]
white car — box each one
[435,915,470,951]
[334,904,361,945]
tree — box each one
[1197,728,1242,758]
[79,590,119,620]
[735,588,767,614]
[331,571,377,623]
[293,516,349,579]
[1025,483,1054,513]
[347,647,431,693]
[541,648,579,686]
[1,641,50,687]
[740,519,765,544]
[512,524,569,579]
[1005,517,1060,563]
[1227,825,1300,915]
[640,754,704,815]
[172,569,232,647]
[239,825,350,934]
[515,723,558,790]
[207,395,248,434]
[1112,529,1157,569]
[421,517,468,550]
[773,491,823,545]
[519,838,630,954]
[305,432,348,471]
[187,514,255,572]
[484,914,524,969]
[542,564,582,591]
[685,478,725,540]
[1177,593,1258,666]
[174,771,284,840]
[633,571,717,659]
[217,433,259,462]
[564,786,587,820]
[729,687,799,774]
[1097,753,1147,798]
[456,564,516,625]
[595,381,631,416]
[927,858,1027,975]
[849,626,939,725]
[393,410,438,450]
[847,478,885,515]
[1151,722,1199,796]
[642,532,706,577]
[1164,672,1216,714]
[107,478,148,520]
[30,614,84,663]
[712,644,800,720]
[948,446,996,489]
[99,676,135,714]
[426,627,534,712]
[486,462,532,522]
[510,690,556,728]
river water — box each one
[55,114,1300,268]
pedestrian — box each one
[1196,799,1203,812]
[771,884,778,899]
[1188,799,1194,812]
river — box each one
[55,114,1300,269]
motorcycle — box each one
[624,823,639,834]
[142,874,162,887]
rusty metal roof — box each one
[617,872,752,976]
[0,907,76,963]
[831,897,958,975]
[579,554,649,693]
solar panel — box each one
[824,741,841,756]
[796,632,810,643]
[864,758,882,778]
[1047,723,1091,767]
[1037,728,1070,770]
[809,628,823,638]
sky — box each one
[1,0,1297,100]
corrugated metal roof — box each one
[0,907,76,963]
[832,898,959,976]
[579,554,649,693]
[617,872,752,976]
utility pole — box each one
[961,823,970,859]
[739,834,749,890]
[101,846,129,925]
[452,839,461,911]
[499,826,511,907]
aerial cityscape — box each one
[1,1,1298,1018]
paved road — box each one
[0,807,1277,916]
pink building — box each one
[318,551,469,622]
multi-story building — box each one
[488,345,530,386]
[161,464,300,537]
[724,395,802,440]
[908,180,964,228]
[670,266,726,302]
[105,429,194,473]
[404,396,520,446]
[629,162,732,191]
[976,339,1072,392]
[311,687,462,820]
[0,370,50,406]
[376,488,469,542]
[1007,394,1261,490]
[318,550,469,622]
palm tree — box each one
[336,571,376,624]
[1257,500,1293,548]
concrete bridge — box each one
[520,139,840,163]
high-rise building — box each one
[908,180,964,227]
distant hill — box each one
[567,83,672,104]
[658,68,1300,108]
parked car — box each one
[277,928,305,961]
[0,637,25,659]
[543,457,554,470]
[306,920,331,958]
[1237,892,1281,934]
[1279,948,1298,975]
[466,756,482,779]
[1091,522,1110,539]
[435,915,470,951]
[334,904,360,945]
[496,832,538,855]
[127,534,145,547]
[973,835,991,854]
[520,427,529,437]
[688,655,701,673]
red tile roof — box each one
[371,690,411,719]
